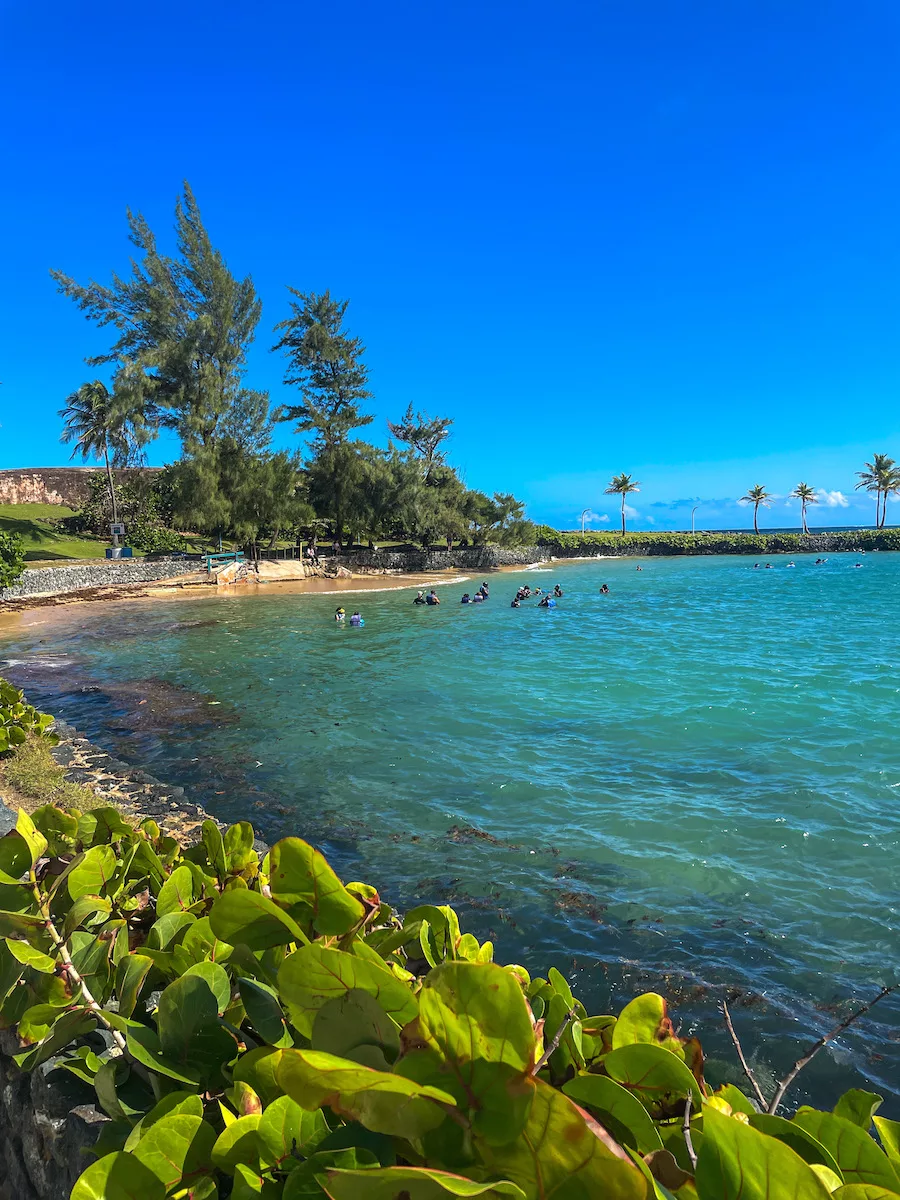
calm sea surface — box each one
[2,553,899,1109]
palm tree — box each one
[605,473,641,534]
[791,482,818,534]
[856,454,900,528]
[741,484,771,534]
[59,381,139,524]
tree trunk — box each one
[801,501,807,535]
[753,504,759,534]
[103,445,119,525]
[267,527,280,550]
[621,493,626,535]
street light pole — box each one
[691,506,699,534]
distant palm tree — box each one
[741,484,771,534]
[605,473,641,534]
[791,482,818,535]
[59,381,139,524]
[856,454,900,528]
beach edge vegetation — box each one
[1,688,899,1198]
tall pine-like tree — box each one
[272,290,373,545]
[51,183,268,453]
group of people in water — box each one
[333,607,365,625]
[510,582,565,608]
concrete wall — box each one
[0,467,162,509]
[0,557,202,602]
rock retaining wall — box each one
[0,557,203,602]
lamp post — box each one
[581,508,591,538]
[691,506,699,534]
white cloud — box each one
[579,510,609,526]
[646,515,656,524]
[816,489,849,508]
[623,504,640,519]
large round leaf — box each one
[323,1166,526,1199]
[793,1110,900,1191]
[697,1107,832,1200]
[749,1114,843,1179]
[276,1048,455,1139]
[603,1042,703,1111]
[132,1113,217,1191]
[563,1072,663,1154]
[269,837,365,935]
[611,992,682,1054]
[278,943,418,1037]
[209,889,309,950]
[71,1152,166,1200]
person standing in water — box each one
[599,583,610,594]
[350,611,363,627]
[413,591,427,605]
[426,590,441,605]
[335,607,346,621]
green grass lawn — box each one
[0,503,130,564]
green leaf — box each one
[239,978,292,1047]
[835,1092,885,1130]
[257,1094,329,1168]
[157,864,195,915]
[749,1114,844,1179]
[563,1072,663,1154]
[211,1113,263,1172]
[14,1008,96,1069]
[233,1162,285,1198]
[283,1149,379,1199]
[276,1048,456,1139]
[712,1083,758,1116]
[233,1046,290,1106]
[697,1107,832,1200]
[269,837,365,935]
[132,1113,217,1191]
[125,1021,204,1086]
[6,939,57,973]
[322,1167,526,1199]
[874,1117,900,1162]
[278,943,418,1038]
[476,1078,647,1200]
[70,1151,166,1200]
[15,810,47,868]
[201,820,228,881]
[124,1093,204,1151]
[0,907,46,937]
[183,961,232,1014]
[603,1042,703,1112]
[63,894,113,938]
[116,954,155,1019]
[148,910,197,949]
[794,1110,900,1190]
[157,973,219,1060]
[209,889,309,950]
[0,830,31,885]
[68,845,117,899]
[225,821,257,872]
[611,993,681,1053]
[312,988,400,1069]
[178,915,233,968]
[832,1188,900,1198]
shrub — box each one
[0,677,55,755]
[0,529,26,588]
[537,528,900,555]
[1,803,898,1199]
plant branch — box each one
[682,1093,697,1170]
[30,877,128,1055]
[768,985,898,1115]
[533,1007,577,1075]
[722,998,767,1110]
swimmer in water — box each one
[413,591,427,604]
[600,583,610,594]
[753,563,760,569]
[461,593,471,604]
[854,562,863,568]
[472,591,484,603]
[335,607,346,622]
[538,595,556,608]
[765,563,773,569]
[636,565,643,571]
[786,561,796,568]
[426,590,441,604]
[553,584,563,597]
[350,611,363,627]
[511,597,521,608]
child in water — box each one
[350,611,364,627]
[335,607,346,621]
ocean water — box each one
[2,552,899,1110]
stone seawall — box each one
[0,557,202,602]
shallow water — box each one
[3,553,899,1110]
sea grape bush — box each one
[0,677,56,755]
[0,529,26,588]
[537,528,900,554]
[0,806,898,1199]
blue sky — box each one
[2,0,899,530]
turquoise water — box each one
[3,552,899,1108]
